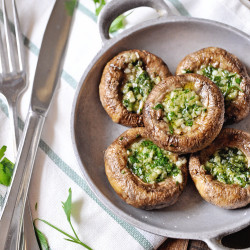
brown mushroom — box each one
[104,127,188,210]
[99,49,172,127]
[189,128,250,209]
[143,74,224,154]
[176,47,250,124]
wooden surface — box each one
[157,225,250,250]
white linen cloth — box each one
[0,0,249,249]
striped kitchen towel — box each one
[0,0,249,249]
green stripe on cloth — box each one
[166,0,190,16]
[21,37,77,89]
[24,36,39,56]
[39,140,154,250]
[0,15,77,90]
[61,71,78,89]
[0,97,25,131]
[0,194,4,208]
[78,3,97,22]
[0,99,154,250]
[0,99,8,117]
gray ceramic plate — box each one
[71,0,250,249]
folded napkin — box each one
[0,0,249,249]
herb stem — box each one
[69,219,79,240]
[35,219,92,250]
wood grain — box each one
[158,238,189,250]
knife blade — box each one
[0,0,76,249]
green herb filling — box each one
[156,85,207,135]
[121,52,160,114]
[204,147,249,187]
[127,139,185,184]
[196,66,242,103]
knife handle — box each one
[0,110,45,250]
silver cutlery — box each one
[0,1,40,249]
[0,0,76,249]
[0,0,25,156]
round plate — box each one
[72,17,250,240]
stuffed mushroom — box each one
[189,128,250,209]
[176,47,250,124]
[99,49,172,127]
[143,74,224,154]
[104,127,188,210]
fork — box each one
[0,0,25,155]
[0,0,39,249]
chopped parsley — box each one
[183,69,194,73]
[0,146,14,186]
[160,85,207,135]
[127,139,183,184]
[196,65,242,104]
[204,147,249,187]
[122,57,160,114]
[154,104,164,110]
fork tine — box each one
[2,0,17,72]
[12,0,25,72]
[0,30,8,74]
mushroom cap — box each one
[104,127,188,210]
[176,47,250,124]
[143,74,224,154]
[189,128,250,209]
[99,49,172,127]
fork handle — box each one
[7,97,20,156]
[0,110,45,250]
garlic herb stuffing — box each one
[121,52,160,114]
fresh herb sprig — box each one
[0,146,14,186]
[34,226,49,250]
[109,13,129,33]
[93,0,128,33]
[93,0,106,16]
[34,188,92,250]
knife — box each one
[0,0,76,249]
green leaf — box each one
[0,146,15,186]
[62,188,72,223]
[62,188,79,240]
[0,146,6,160]
[109,14,126,33]
[65,0,78,16]
[35,202,38,211]
[33,223,49,250]
[95,0,106,16]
